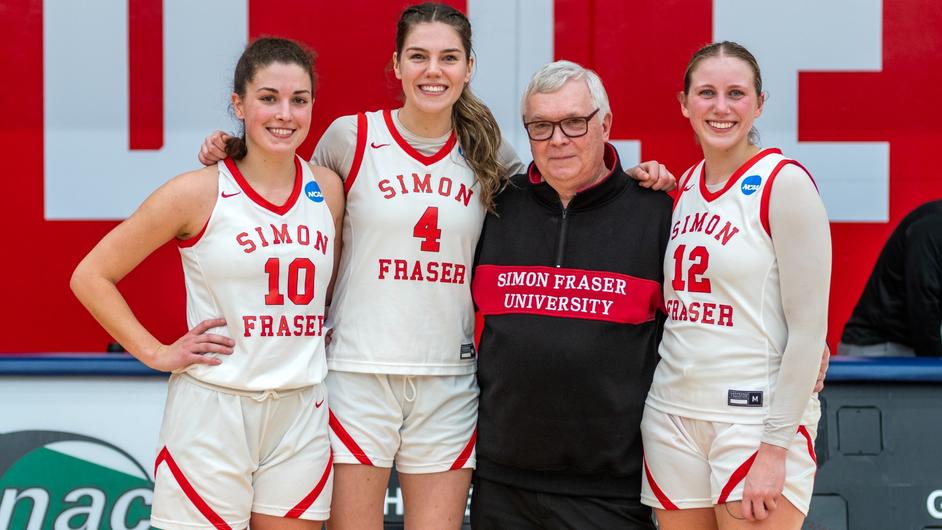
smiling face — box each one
[680,54,763,153]
[394,21,472,120]
[524,78,612,203]
[232,61,313,156]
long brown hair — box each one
[225,37,317,160]
[396,3,506,212]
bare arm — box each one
[70,167,234,371]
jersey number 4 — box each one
[671,244,712,293]
[264,257,315,305]
[413,206,442,252]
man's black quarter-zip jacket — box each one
[471,143,673,498]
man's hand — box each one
[198,130,232,166]
[627,160,677,191]
[815,343,831,393]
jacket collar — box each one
[526,143,627,210]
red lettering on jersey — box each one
[714,222,740,246]
[438,177,452,197]
[378,179,396,199]
[455,183,473,207]
[271,223,293,244]
[394,174,409,194]
[243,313,326,337]
[277,315,291,336]
[413,172,433,193]
[377,174,473,207]
[237,232,256,253]
[236,225,328,255]
[260,315,274,336]
[376,258,465,284]
[704,215,720,235]
[665,298,735,328]
[255,226,270,248]
[717,304,734,327]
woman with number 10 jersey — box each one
[73,38,344,530]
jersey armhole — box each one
[672,165,696,212]
[760,160,816,237]
[343,112,368,196]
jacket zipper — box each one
[555,207,569,267]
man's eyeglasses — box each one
[523,108,600,141]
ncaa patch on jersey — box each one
[728,389,763,407]
[305,180,325,203]
[741,175,762,195]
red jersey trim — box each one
[672,165,697,213]
[383,109,457,166]
[177,215,210,248]
[643,455,679,510]
[345,112,368,196]
[155,447,231,529]
[328,409,374,466]
[449,427,477,470]
[798,425,817,465]
[223,156,302,216]
[472,264,662,324]
[285,451,334,518]
[759,160,816,237]
[699,148,782,203]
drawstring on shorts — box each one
[403,376,417,403]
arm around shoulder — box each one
[311,114,360,179]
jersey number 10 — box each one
[264,257,315,305]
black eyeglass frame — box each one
[523,108,601,141]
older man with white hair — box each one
[469,60,672,529]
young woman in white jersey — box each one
[71,38,344,530]
[639,42,831,529]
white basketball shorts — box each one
[151,374,333,529]
[640,405,817,514]
[325,371,478,473]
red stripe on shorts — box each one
[328,409,375,466]
[718,450,758,504]
[643,455,678,510]
[285,451,334,518]
[798,425,817,465]
[155,446,231,529]
[449,427,477,470]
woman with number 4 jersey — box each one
[72,38,344,530]
[640,41,831,530]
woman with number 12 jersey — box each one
[640,41,831,530]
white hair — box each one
[522,60,611,121]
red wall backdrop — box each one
[1,0,941,353]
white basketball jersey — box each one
[178,157,334,391]
[327,110,485,375]
[646,148,819,426]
